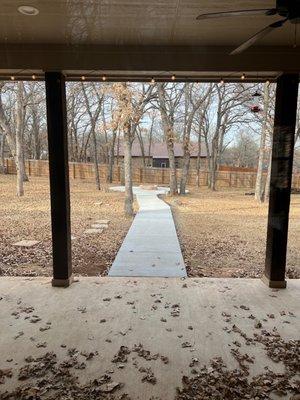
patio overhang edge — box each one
[0,44,299,81]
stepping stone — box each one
[94,202,103,205]
[91,224,107,229]
[13,240,40,247]
[84,229,103,235]
[95,219,110,225]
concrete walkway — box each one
[108,186,186,277]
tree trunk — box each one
[15,82,25,196]
[255,82,270,202]
[263,136,273,202]
[116,131,121,165]
[16,131,24,196]
[32,110,41,159]
[148,115,154,164]
[0,132,5,173]
[107,130,117,183]
[124,128,134,216]
[180,152,190,194]
[22,152,29,181]
[179,85,190,195]
[136,128,146,166]
[196,131,201,187]
[166,130,178,195]
[209,139,218,191]
[92,125,100,190]
[157,84,178,195]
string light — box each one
[10,76,15,80]
[150,77,155,84]
[171,75,176,81]
[220,78,224,84]
[266,79,270,84]
[241,73,245,80]
[32,74,36,80]
[81,75,85,81]
[102,76,107,81]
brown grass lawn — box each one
[0,175,133,276]
[1,175,299,279]
[166,188,300,279]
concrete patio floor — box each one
[0,277,299,399]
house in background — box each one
[115,141,208,169]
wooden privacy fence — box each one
[4,158,300,189]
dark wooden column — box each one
[45,72,73,287]
[263,73,299,288]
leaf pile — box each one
[1,352,128,400]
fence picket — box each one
[3,159,300,190]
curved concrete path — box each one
[108,186,187,277]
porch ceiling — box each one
[0,0,300,79]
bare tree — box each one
[222,131,258,168]
[25,82,46,160]
[104,101,118,183]
[202,83,253,190]
[81,82,103,190]
[0,82,29,196]
[0,127,5,172]
[255,82,270,202]
[179,83,211,194]
[157,83,183,195]
[111,83,154,215]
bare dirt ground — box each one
[0,175,133,277]
[166,188,300,279]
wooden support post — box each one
[263,73,299,289]
[45,71,73,287]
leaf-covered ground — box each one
[0,175,133,277]
[166,188,300,279]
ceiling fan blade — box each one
[196,8,277,20]
[230,18,288,55]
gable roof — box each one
[115,141,207,158]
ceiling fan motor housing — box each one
[277,0,300,21]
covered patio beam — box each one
[45,71,73,287]
[263,73,299,289]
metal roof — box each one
[115,141,207,158]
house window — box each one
[161,162,167,168]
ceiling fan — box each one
[196,0,300,55]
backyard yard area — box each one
[1,175,299,279]
[0,175,133,277]
[167,188,300,279]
